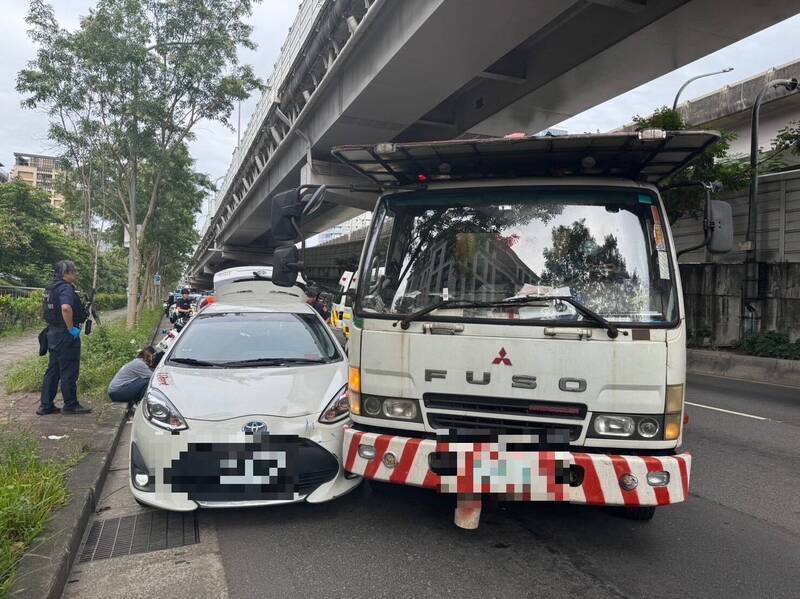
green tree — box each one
[774,120,800,156]
[632,106,750,223]
[540,219,643,315]
[0,180,127,291]
[18,0,262,327]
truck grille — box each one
[426,413,582,441]
[423,393,586,419]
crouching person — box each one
[108,346,159,404]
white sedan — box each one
[129,298,360,510]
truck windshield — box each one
[357,187,677,325]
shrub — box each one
[739,331,800,360]
[0,292,126,337]
[93,293,127,311]
[4,310,160,401]
[0,292,43,336]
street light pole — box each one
[741,76,798,339]
[672,67,734,110]
[744,77,798,256]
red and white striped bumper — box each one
[343,428,691,506]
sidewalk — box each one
[688,348,800,389]
[0,308,152,599]
[0,308,128,461]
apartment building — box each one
[10,152,65,209]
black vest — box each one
[43,281,86,327]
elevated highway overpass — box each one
[189,0,799,288]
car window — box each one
[169,311,341,366]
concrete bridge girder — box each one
[192,0,800,281]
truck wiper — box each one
[497,295,620,339]
[396,299,493,330]
[169,357,222,367]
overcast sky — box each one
[2,2,799,190]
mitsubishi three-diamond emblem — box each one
[492,347,512,366]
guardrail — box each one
[0,286,44,299]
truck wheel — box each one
[623,506,656,521]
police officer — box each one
[38,260,92,415]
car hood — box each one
[151,362,347,421]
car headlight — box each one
[319,385,349,423]
[142,388,188,431]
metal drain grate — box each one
[79,511,199,562]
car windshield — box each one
[358,187,677,324]
[169,312,341,366]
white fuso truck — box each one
[271,130,733,528]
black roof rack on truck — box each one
[331,130,720,187]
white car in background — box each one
[130,269,360,510]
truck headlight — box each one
[637,417,660,439]
[357,395,422,422]
[589,414,665,440]
[142,388,188,431]
[382,399,418,420]
[593,414,635,437]
[319,385,349,423]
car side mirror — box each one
[707,200,733,254]
[271,188,303,243]
[273,245,302,287]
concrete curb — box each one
[687,348,800,388]
[9,313,164,599]
[9,404,129,599]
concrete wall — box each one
[673,169,800,345]
[681,262,800,346]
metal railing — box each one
[0,286,44,299]
[202,0,328,236]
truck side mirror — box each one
[271,189,303,243]
[707,200,733,254]
[272,245,302,287]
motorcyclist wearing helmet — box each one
[175,288,193,319]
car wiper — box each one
[396,299,494,330]
[169,357,222,367]
[496,295,620,339]
[218,358,326,367]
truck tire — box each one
[623,506,656,521]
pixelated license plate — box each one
[164,438,300,502]
[440,450,570,497]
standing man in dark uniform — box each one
[38,260,92,415]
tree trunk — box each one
[126,237,140,329]
[126,155,139,329]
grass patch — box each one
[0,429,71,597]
[4,310,160,401]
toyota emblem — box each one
[242,421,268,435]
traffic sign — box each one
[154,273,162,286]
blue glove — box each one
[69,326,81,339]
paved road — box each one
[207,373,800,599]
[68,372,799,599]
